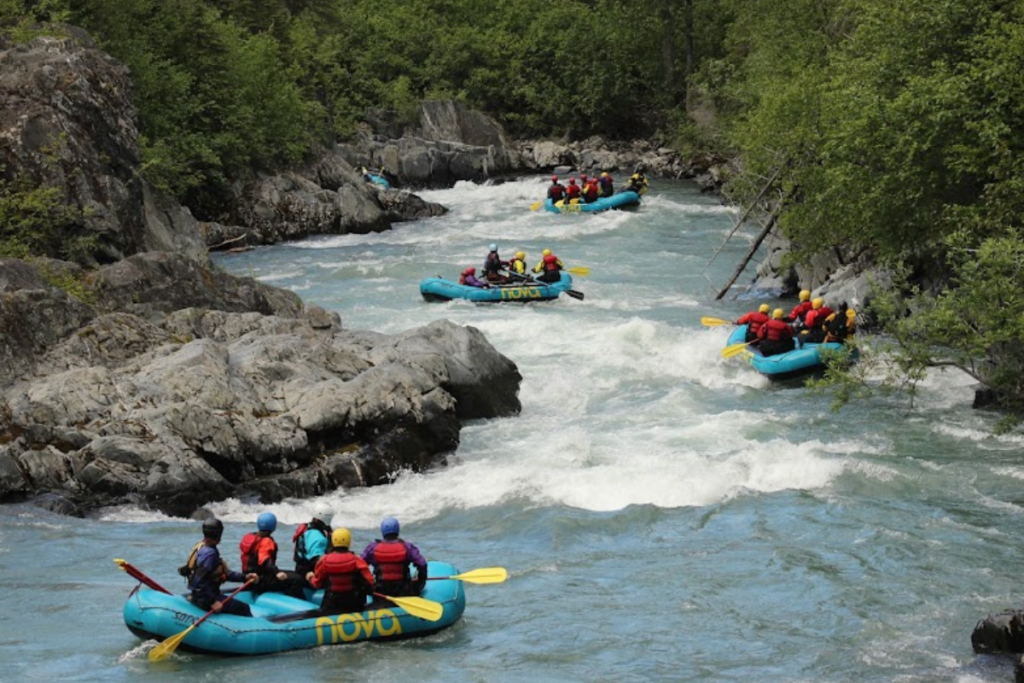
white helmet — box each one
[312,506,332,525]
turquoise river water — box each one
[2,177,1023,683]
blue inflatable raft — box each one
[544,190,641,213]
[420,271,580,302]
[366,173,391,189]
[726,325,857,381]
[123,561,465,656]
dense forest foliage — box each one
[1,0,1022,424]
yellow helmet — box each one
[772,308,784,320]
[799,290,810,302]
[516,251,525,259]
[758,304,770,313]
[601,172,610,178]
[542,249,551,256]
[846,309,856,318]
[331,528,352,549]
[812,298,824,309]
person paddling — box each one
[293,507,332,577]
[785,290,813,327]
[757,308,797,356]
[459,266,489,288]
[239,512,306,599]
[307,528,374,614]
[736,304,771,343]
[361,517,428,597]
[532,249,565,283]
[508,251,528,276]
[547,176,566,204]
[181,518,257,616]
[483,244,509,283]
[564,178,581,205]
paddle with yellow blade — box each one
[721,341,757,358]
[149,579,255,661]
[373,592,444,621]
[701,316,733,327]
[427,567,508,585]
[530,200,544,211]
[566,266,590,277]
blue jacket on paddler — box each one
[189,544,247,607]
[182,518,254,616]
[292,508,332,575]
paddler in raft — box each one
[626,166,648,195]
[306,528,375,614]
[240,512,307,599]
[508,251,528,276]
[361,517,428,597]
[181,517,257,616]
[756,308,797,357]
[459,266,489,288]
[483,243,510,284]
[532,248,565,284]
[736,303,771,343]
[563,177,582,205]
[547,176,566,204]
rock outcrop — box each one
[0,257,521,517]
[336,101,522,187]
[514,137,727,193]
[0,31,208,264]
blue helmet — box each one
[381,517,400,537]
[257,512,277,532]
[489,243,498,252]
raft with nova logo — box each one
[122,560,465,656]
[420,271,576,302]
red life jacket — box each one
[738,311,769,336]
[805,307,833,330]
[543,254,559,272]
[565,184,581,199]
[548,184,565,200]
[240,532,277,573]
[787,300,813,322]
[582,183,599,202]
[291,523,308,564]
[760,319,794,342]
[320,550,360,594]
[371,540,411,582]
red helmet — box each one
[580,174,588,181]
[462,267,475,275]
[568,178,576,185]
[551,175,558,182]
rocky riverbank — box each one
[0,31,523,517]
[0,255,521,517]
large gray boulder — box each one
[336,100,523,187]
[0,259,521,516]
